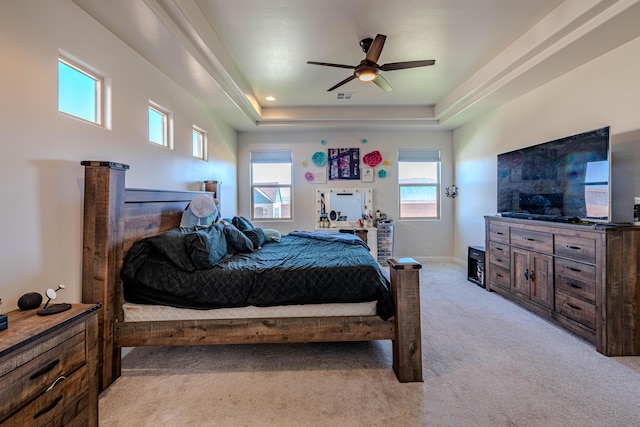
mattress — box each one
[122,301,379,322]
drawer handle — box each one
[29,359,60,380]
[568,267,582,272]
[496,274,504,278]
[495,247,503,251]
[45,375,66,392]
[34,395,63,420]
[496,232,504,235]
[566,245,582,250]
[567,303,582,311]
[524,237,536,241]
[569,282,583,289]
[495,258,503,263]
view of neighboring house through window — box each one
[58,56,103,125]
[398,149,441,219]
[193,126,207,160]
[148,102,173,148]
[250,150,292,220]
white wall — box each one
[0,0,237,311]
[453,35,640,262]
[238,129,454,261]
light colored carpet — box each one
[99,262,640,426]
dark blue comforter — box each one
[121,230,393,319]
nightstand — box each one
[0,303,100,426]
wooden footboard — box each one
[81,161,422,391]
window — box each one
[148,102,173,148]
[398,149,441,219]
[193,126,207,160]
[250,150,292,220]
[58,57,103,125]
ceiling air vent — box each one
[336,92,354,100]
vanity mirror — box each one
[316,188,373,226]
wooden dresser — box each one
[485,216,640,356]
[0,304,100,426]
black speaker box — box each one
[18,292,43,311]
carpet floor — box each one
[98,262,640,426]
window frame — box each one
[148,102,173,149]
[250,150,293,221]
[192,126,207,160]
[58,56,104,126]
[397,149,442,220]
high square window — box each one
[58,56,103,125]
[148,102,173,149]
[193,126,207,160]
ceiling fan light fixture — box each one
[356,68,378,81]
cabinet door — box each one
[530,253,553,308]
[511,247,531,298]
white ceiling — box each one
[72,0,640,132]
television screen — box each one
[497,127,610,222]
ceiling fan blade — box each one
[373,75,392,92]
[365,34,386,64]
[380,60,435,71]
[327,75,357,91]
[307,61,356,70]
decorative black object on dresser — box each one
[467,246,485,287]
[485,216,640,356]
[0,304,100,426]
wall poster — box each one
[328,148,360,180]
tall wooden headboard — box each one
[80,161,214,389]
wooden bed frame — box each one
[81,161,423,392]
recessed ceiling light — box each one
[265,96,276,102]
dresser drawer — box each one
[489,264,511,289]
[510,228,553,253]
[3,365,87,427]
[554,234,596,263]
[0,328,86,421]
[53,393,90,427]
[489,223,510,243]
[489,251,510,269]
[555,259,596,303]
[489,241,509,259]
[556,291,596,329]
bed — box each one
[81,161,423,392]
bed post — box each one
[388,257,423,382]
[81,161,129,392]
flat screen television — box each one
[497,126,610,223]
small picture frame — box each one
[361,168,374,183]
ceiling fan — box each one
[307,34,435,92]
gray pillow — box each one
[263,228,282,242]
